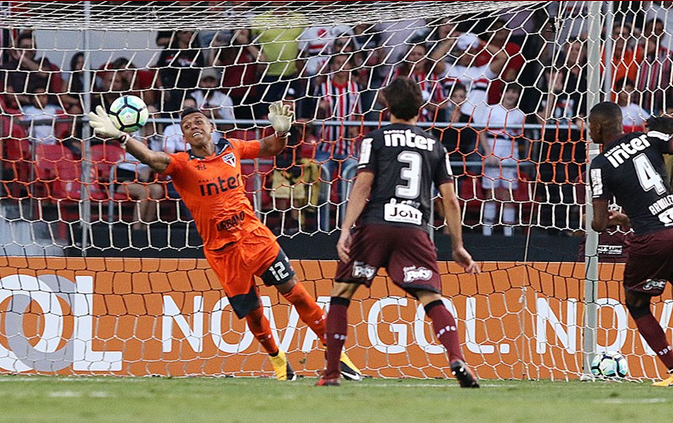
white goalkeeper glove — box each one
[268,101,294,138]
[88,105,128,144]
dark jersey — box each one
[357,123,453,230]
[590,130,673,235]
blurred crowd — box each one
[2,1,672,236]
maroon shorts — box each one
[623,228,673,296]
[335,224,441,296]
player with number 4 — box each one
[88,102,362,382]
[589,103,673,387]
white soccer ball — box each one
[590,351,629,379]
[109,95,149,133]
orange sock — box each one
[245,306,278,354]
[282,283,326,342]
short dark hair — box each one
[180,107,206,121]
[382,77,422,120]
[615,77,635,90]
[503,82,522,94]
[589,101,622,127]
[646,115,673,134]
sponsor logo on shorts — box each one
[403,266,433,283]
[642,279,667,291]
[384,199,422,225]
[352,261,376,280]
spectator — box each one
[156,30,205,113]
[443,32,508,122]
[476,83,525,237]
[1,31,63,109]
[251,4,307,111]
[115,106,166,231]
[20,87,67,146]
[211,28,261,122]
[387,42,447,124]
[351,23,386,118]
[92,63,130,112]
[605,22,643,92]
[535,68,586,235]
[299,22,352,77]
[112,57,160,110]
[437,82,479,175]
[270,91,320,234]
[309,53,363,229]
[560,38,588,118]
[615,77,650,132]
[476,18,525,106]
[60,52,85,116]
[190,68,236,131]
[636,18,673,115]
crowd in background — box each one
[1,1,672,237]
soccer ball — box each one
[590,351,629,379]
[108,95,149,133]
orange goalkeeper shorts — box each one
[204,225,290,318]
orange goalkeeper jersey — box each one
[164,138,265,251]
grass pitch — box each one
[1,375,671,423]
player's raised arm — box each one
[259,101,295,157]
[88,106,170,173]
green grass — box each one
[1,375,671,423]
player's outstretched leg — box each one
[425,299,479,388]
[316,297,351,386]
[283,284,362,381]
[245,306,296,381]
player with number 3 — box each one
[88,102,361,382]
[317,77,480,387]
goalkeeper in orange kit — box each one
[88,100,361,382]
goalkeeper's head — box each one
[382,77,423,121]
[180,107,214,145]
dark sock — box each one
[425,300,465,363]
[634,313,673,370]
[324,297,350,379]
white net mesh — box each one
[0,1,672,381]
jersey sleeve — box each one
[590,157,612,201]
[228,138,261,160]
[647,131,672,154]
[357,136,377,173]
[434,147,454,186]
[163,152,187,178]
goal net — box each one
[0,1,671,381]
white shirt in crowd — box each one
[478,103,525,159]
[620,103,649,129]
[21,104,61,145]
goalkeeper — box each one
[89,101,361,382]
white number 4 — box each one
[634,154,666,195]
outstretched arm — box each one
[88,106,170,173]
[438,181,480,274]
[259,101,295,157]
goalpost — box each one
[0,1,671,381]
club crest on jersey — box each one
[403,266,433,283]
[222,152,236,167]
